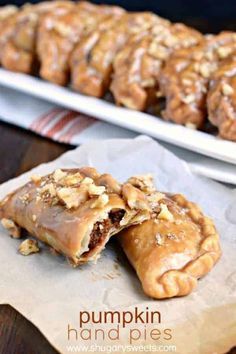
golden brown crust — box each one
[207,52,236,141]
[120,193,221,299]
[0,2,74,73]
[37,2,124,86]
[70,12,170,97]
[111,23,203,111]
[0,168,151,266]
[160,31,236,128]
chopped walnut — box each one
[63,173,83,186]
[122,183,150,211]
[53,169,67,183]
[182,94,195,104]
[57,187,81,209]
[157,203,174,221]
[53,170,83,186]
[166,233,177,240]
[147,192,165,209]
[1,218,21,239]
[88,184,106,196]
[19,239,40,256]
[81,177,93,185]
[199,62,212,78]
[91,194,109,208]
[155,233,164,246]
[182,78,192,86]
[31,174,41,184]
[222,83,234,96]
[127,174,155,194]
[39,183,57,198]
[217,46,232,59]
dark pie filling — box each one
[88,209,125,250]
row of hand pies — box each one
[0,167,221,299]
[0,1,235,141]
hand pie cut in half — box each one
[0,167,150,266]
[119,178,221,299]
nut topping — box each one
[31,174,41,184]
[222,83,234,96]
[88,184,106,196]
[18,239,40,256]
[122,183,150,211]
[91,194,109,208]
[1,218,21,239]
[57,186,87,209]
[53,169,67,183]
[127,174,155,194]
[155,233,164,246]
[157,203,174,221]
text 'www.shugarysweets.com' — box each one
[67,307,173,345]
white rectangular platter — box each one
[0,68,235,165]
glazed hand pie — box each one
[0,2,73,74]
[70,12,169,97]
[119,180,221,299]
[0,168,150,266]
[37,2,124,86]
[160,31,236,129]
[111,22,202,111]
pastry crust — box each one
[110,23,202,111]
[160,31,236,128]
[0,1,73,73]
[70,12,170,97]
[37,2,125,86]
[0,168,150,266]
[120,192,221,299]
[207,52,236,141]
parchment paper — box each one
[0,136,235,354]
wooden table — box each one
[0,121,235,354]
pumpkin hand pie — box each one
[207,51,236,141]
[70,12,169,97]
[159,31,236,129]
[119,176,221,299]
[0,167,150,266]
[110,22,202,111]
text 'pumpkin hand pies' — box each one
[119,177,221,299]
[0,168,151,266]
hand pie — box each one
[207,51,236,141]
[160,31,236,129]
[70,12,170,97]
[0,168,151,266]
[119,189,221,299]
[0,2,73,74]
[37,2,124,86]
[111,23,202,111]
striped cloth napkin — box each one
[0,86,136,145]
